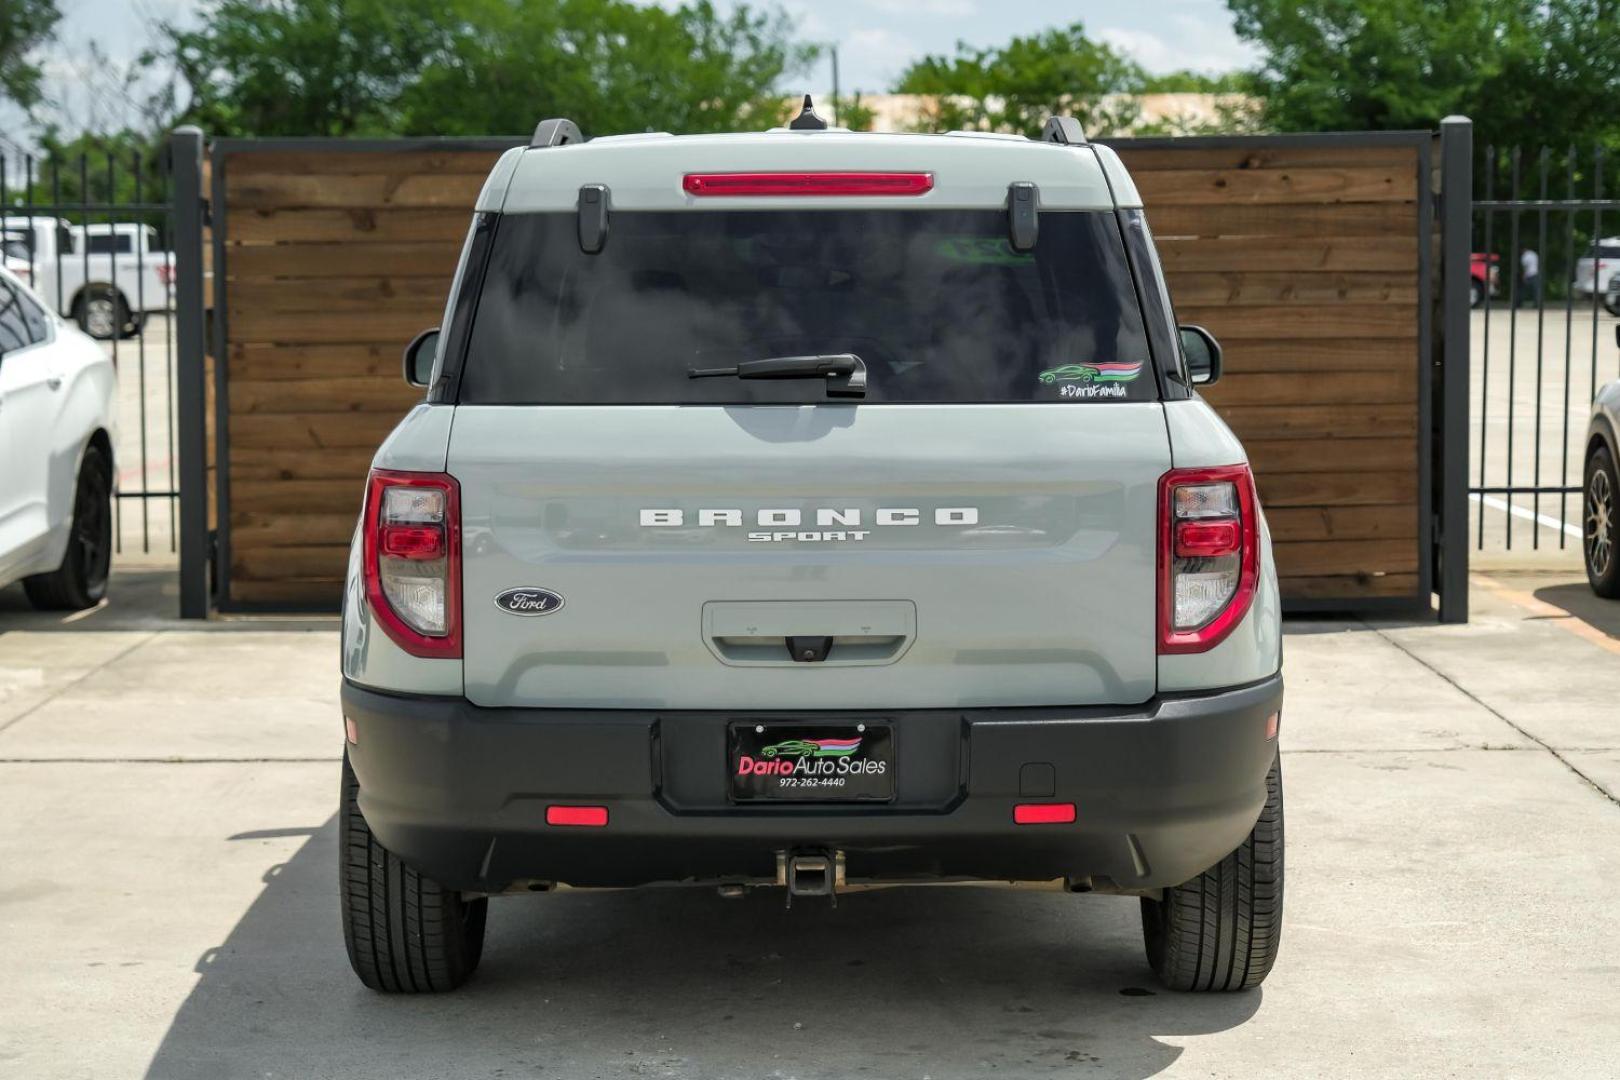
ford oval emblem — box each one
[493,587,565,617]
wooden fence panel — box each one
[215,135,1431,610]
[216,142,515,606]
[1114,136,1427,603]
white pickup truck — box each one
[0,217,174,339]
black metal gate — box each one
[1471,144,1620,555]
[1,142,180,558]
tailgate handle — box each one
[787,636,834,663]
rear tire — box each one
[340,753,487,992]
[24,445,112,611]
[1140,751,1283,992]
[1586,446,1620,598]
[1470,280,1483,308]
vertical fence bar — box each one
[1505,148,1521,548]
[1559,146,1577,546]
[1594,150,1606,400]
[170,127,209,619]
[133,150,151,553]
[1477,147,1496,547]
[1439,117,1472,622]
[1531,148,1549,547]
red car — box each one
[1472,252,1501,308]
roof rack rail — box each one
[1040,116,1087,146]
[530,118,585,149]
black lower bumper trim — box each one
[341,675,1283,892]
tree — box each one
[1227,0,1620,151]
[895,23,1146,138]
[160,0,815,138]
[0,0,60,111]
[162,0,456,136]
[397,0,812,136]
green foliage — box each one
[1139,70,1254,95]
[161,0,816,138]
[0,0,60,110]
[895,23,1146,138]
[2,130,168,225]
[1228,0,1620,150]
[837,93,878,133]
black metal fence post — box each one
[170,126,210,619]
[1439,116,1473,622]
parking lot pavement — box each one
[2,571,1619,1078]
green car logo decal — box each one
[1038,360,1144,384]
[760,736,862,758]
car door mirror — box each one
[402,328,440,389]
[1179,325,1223,386]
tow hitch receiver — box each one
[781,849,841,907]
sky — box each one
[12,0,1259,140]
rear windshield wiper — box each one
[688,353,866,397]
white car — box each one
[1574,237,1620,299]
[0,217,174,339]
[0,265,117,609]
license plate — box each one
[728,722,894,802]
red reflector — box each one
[379,524,445,560]
[1174,519,1241,558]
[1265,711,1280,740]
[1014,803,1076,825]
[683,172,934,197]
[546,805,608,827]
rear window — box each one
[459,209,1154,405]
[84,232,134,255]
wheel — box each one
[1140,751,1283,991]
[74,287,128,340]
[1605,291,1620,317]
[1586,445,1620,598]
[23,444,112,611]
[1470,280,1483,308]
[340,753,487,992]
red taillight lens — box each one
[1158,464,1260,654]
[682,172,934,197]
[361,469,460,659]
[380,525,445,560]
[156,263,175,287]
[1174,520,1240,558]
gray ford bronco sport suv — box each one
[339,106,1284,994]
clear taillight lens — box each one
[1159,465,1260,654]
[362,470,461,658]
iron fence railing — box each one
[1472,144,1620,552]
[0,144,178,558]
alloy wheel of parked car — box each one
[24,445,113,611]
[76,289,126,340]
[1587,447,1620,597]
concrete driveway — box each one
[2,569,1618,1078]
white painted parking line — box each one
[1469,491,1584,539]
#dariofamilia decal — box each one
[1038,359,1144,399]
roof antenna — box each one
[789,94,829,131]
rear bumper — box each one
[342,674,1283,892]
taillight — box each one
[682,172,934,197]
[1158,464,1260,654]
[361,469,461,658]
[156,264,175,287]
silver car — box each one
[338,107,1284,994]
[1587,329,1620,596]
